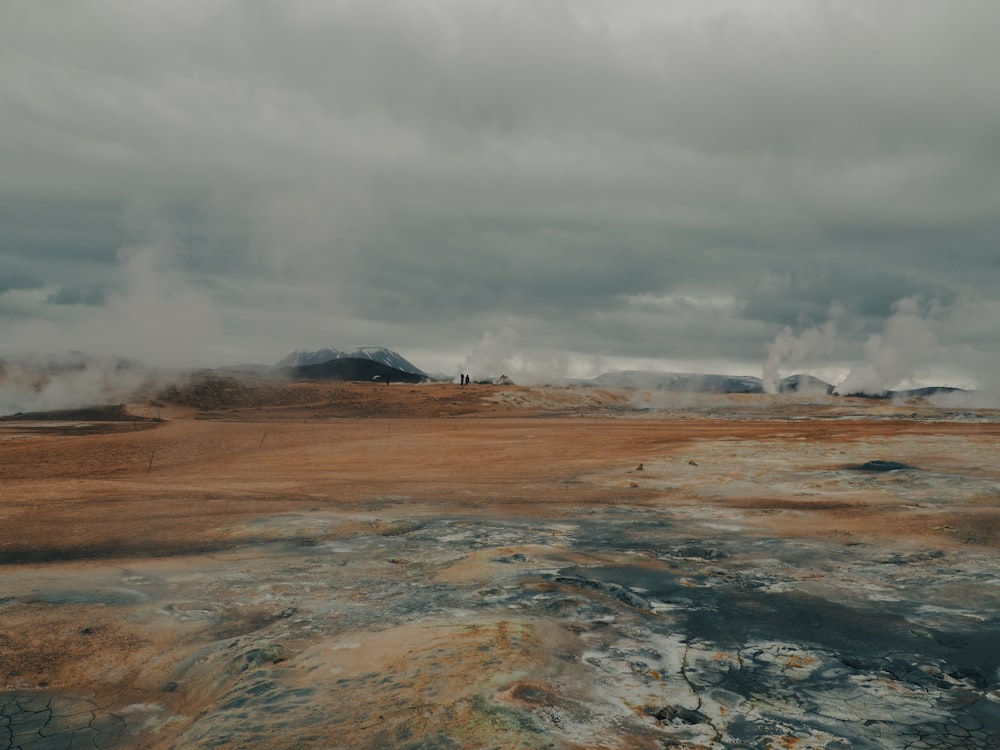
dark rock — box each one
[841,653,881,671]
[240,646,284,670]
[544,574,652,610]
[848,460,918,472]
[948,668,987,689]
[662,544,728,560]
[612,587,651,610]
[497,553,527,563]
[653,705,709,725]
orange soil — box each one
[2,380,999,748]
[2,383,997,563]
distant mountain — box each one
[894,386,966,399]
[212,363,273,376]
[839,385,968,400]
[585,370,765,393]
[282,357,426,384]
[0,351,143,374]
[582,370,968,400]
[777,374,835,395]
[274,347,425,375]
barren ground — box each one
[2,380,1000,749]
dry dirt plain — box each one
[2,379,1000,749]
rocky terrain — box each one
[2,378,999,749]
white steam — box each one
[0,355,171,416]
[3,243,226,369]
[760,296,992,398]
[0,240,221,415]
[834,297,939,395]
[762,320,836,394]
[460,328,604,384]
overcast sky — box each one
[2,1,998,390]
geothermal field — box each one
[2,378,1000,749]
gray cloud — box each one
[45,284,107,306]
[1,1,997,386]
[0,262,42,295]
[739,265,954,329]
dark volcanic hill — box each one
[778,374,835,395]
[283,357,426,384]
[275,347,425,376]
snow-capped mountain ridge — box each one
[274,347,426,375]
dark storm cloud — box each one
[0,263,42,296]
[739,265,954,329]
[0,1,997,386]
[46,284,108,306]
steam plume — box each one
[762,321,836,394]
[460,328,598,384]
[834,297,939,395]
[0,354,168,416]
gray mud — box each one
[4,509,1000,749]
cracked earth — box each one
[2,382,999,748]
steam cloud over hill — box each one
[0,352,167,416]
[0,339,985,418]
